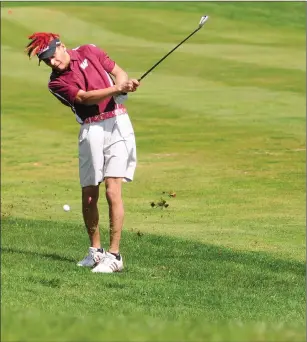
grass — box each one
[2,218,305,341]
[1,1,306,341]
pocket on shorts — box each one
[116,114,134,139]
[78,125,90,144]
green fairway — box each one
[1,1,306,341]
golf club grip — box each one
[120,79,141,96]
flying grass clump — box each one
[150,191,177,209]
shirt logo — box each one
[80,59,88,70]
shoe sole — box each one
[91,267,124,273]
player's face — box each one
[43,44,70,71]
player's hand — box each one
[116,79,140,93]
[130,79,140,92]
[116,80,133,93]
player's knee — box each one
[105,186,121,204]
[82,185,99,205]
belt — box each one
[83,106,127,124]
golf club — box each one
[137,15,209,82]
[117,15,209,100]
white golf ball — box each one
[63,204,70,212]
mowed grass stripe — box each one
[59,1,304,31]
[2,79,305,153]
[2,7,305,105]
[1,7,305,71]
[132,74,305,123]
[3,0,305,33]
[3,41,305,99]
[3,6,305,51]
[1,8,182,49]
[69,4,305,46]
[2,16,305,96]
[2,70,305,142]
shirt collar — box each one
[68,49,78,61]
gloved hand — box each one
[114,93,128,104]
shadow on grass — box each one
[1,217,305,324]
[133,234,306,277]
[1,246,76,263]
[2,217,305,277]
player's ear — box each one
[61,43,67,52]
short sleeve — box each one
[48,80,80,106]
[86,44,116,73]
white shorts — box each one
[78,113,137,187]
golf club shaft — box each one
[120,19,206,95]
[138,26,201,81]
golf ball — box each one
[63,204,70,212]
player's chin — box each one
[53,63,66,72]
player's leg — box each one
[92,114,136,273]
[82,185,100,249]
[77,123,105,267]
[104,177,124,254]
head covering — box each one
[36,38,61,61]
[25,32,61,64]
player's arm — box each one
[75,87,120,106]
[49,79,120,107]
[110,64,140,94]
[75,80,140,105]
[109,63,128,86]
[75,65,139,105]
[74,48,137,105]
[91,44,140,93]
[110,64,140,95]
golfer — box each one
[25,32,140,273]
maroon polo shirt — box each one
[48,44,125,123]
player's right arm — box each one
[49,79,136,106]
[75,87,124,105]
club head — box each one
[199,15,209,28]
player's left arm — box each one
[109,63,129,86]
[88,44,139,92]
[87,44,128,84]
[110,64,140,93]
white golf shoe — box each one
[92,252,123,273]
[77,247,105,267]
